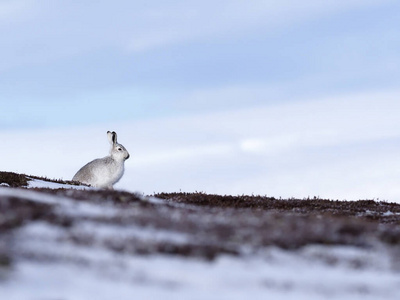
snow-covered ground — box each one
[27,178,90,190]
[3,244,400,300]
[1,185,400,300]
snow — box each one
[382,211,400,217]
[0,186,61,205]
[0,187,117,218]
[75,220,191,245]
[2,242,400,300]
[1,187,400,299]
[27,178,90,190]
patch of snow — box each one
[0,183,9,187]
[0,186,61,205]
[76,220,191,245]
[27,178,89,190]
[145,196,167,205]
[382,211,400,217]
[0,187,117,218]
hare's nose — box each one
[126,153,130,160]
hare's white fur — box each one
[72,131,130,189]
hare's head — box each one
[107,131,130,161]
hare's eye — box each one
[118,147,122,151]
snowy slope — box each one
[1,186,400,300]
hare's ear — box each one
[107,131,117,145]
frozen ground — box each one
[1,175,400,299]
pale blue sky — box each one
[2,1,400,199]
[1,0,399,128]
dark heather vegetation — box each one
[0,171,83,187]
[0,171,29,187]
[1,171,400,264]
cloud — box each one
[125,88,400,198]
[126,0,396,52]
[1,88,400,200]
[0,0,35,22]
[1,0,397,98]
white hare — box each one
[72,131,130,189]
